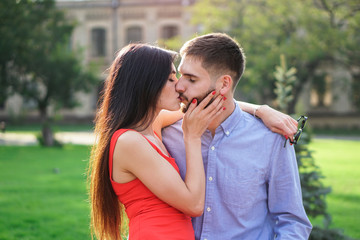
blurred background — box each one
[0,0,359,239]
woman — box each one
[89,43,297,240]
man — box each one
[162,33,312,239]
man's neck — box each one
[207,99,236,136]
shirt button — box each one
[211,146,215,150]
[207,207,211,212]
[225,130,230,135]
[208,176,213,181]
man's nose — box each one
[175,77,185,93]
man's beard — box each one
[180,88,216,113]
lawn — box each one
[309,138,360,239]
[0,139,359,239]
[0,145,92,240]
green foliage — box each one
[274,55,297,112]
[291,112,352,239]
[0,0,97,146]
[271,53,351,239]
[191,0,360,111]
[310,226,353,240]
[295,130,332,222]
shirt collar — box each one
[218,99,243,137]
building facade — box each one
[1,0,359,129]
[0,0,197,122]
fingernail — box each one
[192,99,197,104]
[223,107,226,110]
[284,135,288,139]
[212,91,216,95]
[290,143,293,146]
[223,97,227,101]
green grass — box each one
[0,145,92,240]
[0,139,359,239]
[309,139,360,239]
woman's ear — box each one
[218,75,232,96]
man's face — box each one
[176,55,216,112]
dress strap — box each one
[109,129,173,179]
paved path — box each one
[0,132,95,146]
[1,132,360,146]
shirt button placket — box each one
[202,142,216,240]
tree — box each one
[272,55,351,239]
[274,54,297,112]
[0,0,97,146]
[190,0,360,112]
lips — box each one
[178,95,188,103]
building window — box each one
[161,25,178,39]
[310,74,332,107]
[126,26,143,44]
[91,28,106,57]
[94,80,105,109]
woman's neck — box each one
[131,110,160,137]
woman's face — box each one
[156,64,181,111]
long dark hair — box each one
[89,43,177,240]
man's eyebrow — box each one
[182,73,199,79]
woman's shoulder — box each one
[114,129,147,149]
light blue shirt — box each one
[162,100,312,240]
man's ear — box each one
[218,75,232,95]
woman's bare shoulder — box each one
[114,130,147,150]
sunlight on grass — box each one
[309,139,360,239]
[0,139,359,239]
[0,145,91,240]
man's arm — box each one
[267,135,312,239]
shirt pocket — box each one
[220,168,264,209]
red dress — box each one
[109,129,195,240]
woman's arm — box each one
[153,110,184,140]
[237,101,298,139]
[113,93,224,217]
[154,101,298,140]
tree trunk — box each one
[42,123,54,146]
[40,107,54,146]
[0,63,8,106]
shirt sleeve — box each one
[267,135,312,239]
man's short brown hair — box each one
[180,33,246,89]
